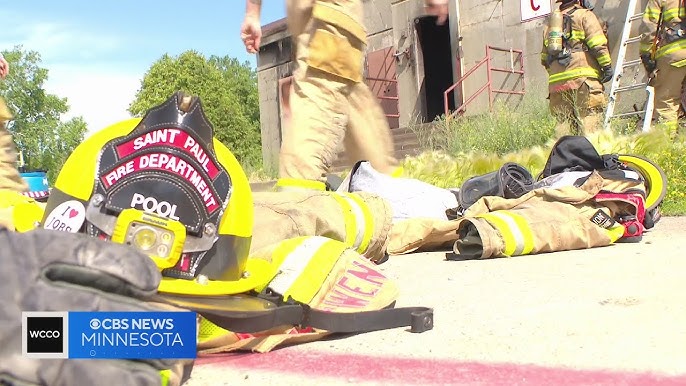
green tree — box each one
[129,51,262,168]
[0,45,87,183]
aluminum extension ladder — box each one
[603,0,655,132]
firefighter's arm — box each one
[639,0,661,57]
[244,0,261,18]
[241,0,263,54]
[583,12,612,68]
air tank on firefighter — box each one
[547,10,564,56]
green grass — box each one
[412,96,557,156]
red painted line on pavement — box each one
[196,350,686,385]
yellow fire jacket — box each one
[639,0,686,67]
[541,4,612,92]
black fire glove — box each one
[600,65,614,83]
[641,54,657,74]
[0,228,195,386]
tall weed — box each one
[412,96,556,156]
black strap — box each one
[157,293,434,334]
[200,304,306,333]
[199,304,434,334]
[306,305,434,334]
[601,153,620,170]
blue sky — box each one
[0,0,286,136]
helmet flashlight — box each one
[111,208,187,269]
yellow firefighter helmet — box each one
[41,92,272,296]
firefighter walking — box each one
[640,0,686,138]
[240,0,448,191]
[541,0,613,135]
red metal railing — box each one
[444,45,526,121]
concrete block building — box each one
[256,0,646,171]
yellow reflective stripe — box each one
[343,192,374,253]
[197,317,229,343]
[160,370,171,386]
[478,211,534,256]
[478,213,516,256]
[586,34,607,49]
[639,42,653,54]
[331,193,358,248]
[662,8,681,21]
[391,166,404,178]
[267,237,302,268]
[571,30,585,41]
[253,237,309,293]
[656,38,686,58]
[644,7,660,19]
[549,67,601,83]
[333,193,373,253]
[673,58,686,67]
[596,54,611,67]
[275,178,327,192]
[605,223,626,243]
[282,237,346,303]
[267,236,344,303]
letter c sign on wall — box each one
[521,0,552,22]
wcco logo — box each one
[22,312,69,359]
[28,329,61,339]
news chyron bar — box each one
[22,311,197,359]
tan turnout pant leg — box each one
[280,0,398,187]
[651,59,686,136]
[549,78,606,135]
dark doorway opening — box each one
[415,15,455,122]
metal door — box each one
[365,47,400,129]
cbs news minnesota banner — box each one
[21,311,197,359]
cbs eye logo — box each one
[22,312,69,359]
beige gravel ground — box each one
[186,216,686,385]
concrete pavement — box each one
[187,216,686,385]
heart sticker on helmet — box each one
[43,200,86,233]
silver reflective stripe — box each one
[268,237,330,296]
[338,193,367,251]
[276,186,316,192]
[488,211,526,256]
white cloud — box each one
[43,64,142,138]
[1,21,122,63]
[0,19,144,138]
